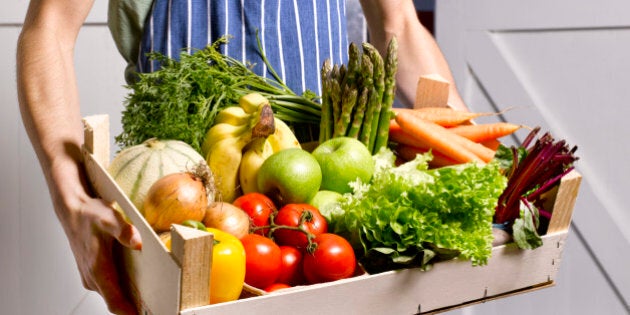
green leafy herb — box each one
[336,149,507,272]
[116,36,321,152]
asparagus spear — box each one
[319,59,334,143]
[372,37,398,154]
[347,87,368,138]
[334,85,358,137]
[330,64,342,127]
[362,43,385,153]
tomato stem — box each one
[251,210,318,252]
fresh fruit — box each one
[257,148,322,205]
[303,233,356,284]
[239,118,302,194]
[203,93,276,202]
[233,193,277,236]
[264,283,291,292]
[241,234,282,289]
[311,137,375,194]
[272,204,328,249]
[108,138,206,214]
[277,246,305,286]
[308,190,344,224]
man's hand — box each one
[61,195,142,314]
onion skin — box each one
[203,202,251,239]
[144,172,208,232]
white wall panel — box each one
[0,26,23,315]
[437,0,630,313]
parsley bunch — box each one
[116,36,321,152]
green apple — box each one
[308,190,345,225]
[257,148,322,205]
[311,137,375,194]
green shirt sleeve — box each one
[108,0,154,84]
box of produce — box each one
[81,37,581,315]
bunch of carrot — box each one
[390,107,522,167]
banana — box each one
[240,93,270,114]
[205,135,251,203]
[267,118,301,151]
[214,106,249,125]
[239,138,274,194]
[203,97,277,202]
[201,123,247,156]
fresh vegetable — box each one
[272,204,328,249]
[143,163,214,232]
[494,127,578,249]
[394,111,486,164]
[277,245,305,286]
[233,193,277,236]
[108,138,207,213]
[336,149,507,272]
[393,107,495,127]
[395,144,459,168]
[320,38,398,154]
[117,36,322,152]
[302,233,357,284]
[203,93,277,202]
[206,228,247,304]
[241,234,282,289]
[160,225,246,304]
[264,283,291,292]
[203,202,251,239]
[448,122,522,142]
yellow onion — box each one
[143,164,214,232]
[203,202,251,239]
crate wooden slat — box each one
[81,114,581,315]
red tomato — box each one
[264,283,291,292]
[277,246,305,286]
[303,233,356,284]
[233,193,276,236]
[273,204,327,248]
[240,234,282,289]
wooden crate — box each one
[82,114,581,315]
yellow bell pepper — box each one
[161,227,246,304]
[206,228,246,304]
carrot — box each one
[394,111,484,164]
[395,144,459,168]
[481,138,501,151]
[393,107,496,127]
[389,120,429,150]
[448,122,521,142]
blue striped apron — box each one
[137,0,349,97]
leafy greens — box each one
[336,149,507,272]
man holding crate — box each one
[16,0,465,313]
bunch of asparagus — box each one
[319,37,398,155]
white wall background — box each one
[2,1,628,314]
[436,1,630,314]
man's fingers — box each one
[92,243,138,315]
[97,201,142,250]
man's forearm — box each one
[16,0,93,217]
[360,0,467,110]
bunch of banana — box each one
[202,93,302,202]
[202,93,277,202]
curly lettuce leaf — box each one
[338,149,507,271]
